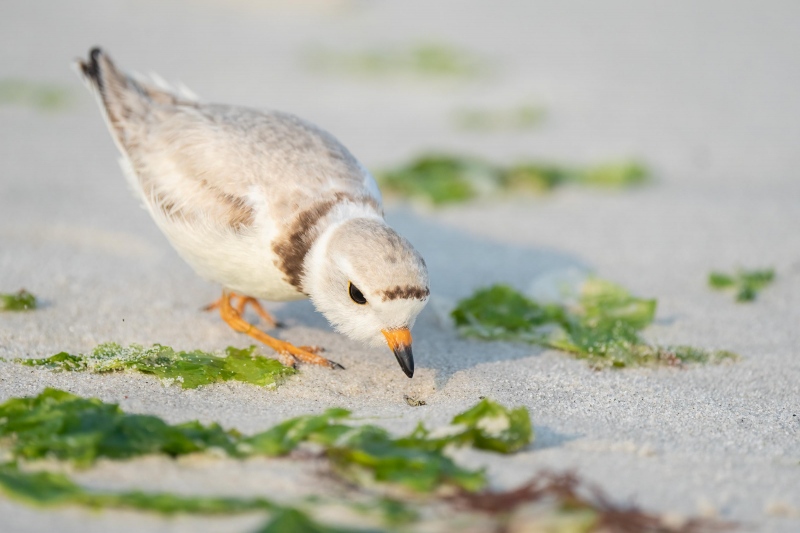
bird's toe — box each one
[298,345,325,354]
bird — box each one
[75,47,429,378]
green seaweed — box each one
[579,161,648,187]
[501,163,574,193]
[256,508,369,533]
[375,155,494,205]
[0,463,720,533]
[452,279,737,368]
[0,462,275,514]
[314,399,532,492]
[244,398,530,492]
[446,396,532,453]
[0,463,368,532]
[452,104,545,132]
[375,154,649,205]
[0,389,532,494]
[241,408,354,456]
[305,42,487,79]
[245,397,531,493]
[709,268,775,302]
[0,392,723,532]
[16,343,296,389]
[326,425,486,493]
[0,79,72,111]
[351,497,418,526]
[0,289,37,311]
[0,388,240,466]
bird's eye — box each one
[348,282,367,305]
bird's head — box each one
[303,218,429,378]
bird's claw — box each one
[276,345,341,370]
[327,360,345,370]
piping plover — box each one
[76,48,429,377]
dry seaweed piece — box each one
[16,343,296,389]
[452,279,737,368]
[0,289,37,311]
[708,269,775,302]
[448,471,733,533]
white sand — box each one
[1,1,799,531]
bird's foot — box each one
[279,343,343,370]
[298,345,325,354]
[203,292,281,328]
[216,290,343,370]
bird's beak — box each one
[382,328,414,378]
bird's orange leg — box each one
[204,293,280,328]
[216,290,343,370]
[235,295,281,328]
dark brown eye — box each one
[348,282,367,305]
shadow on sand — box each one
[275,206,590,389]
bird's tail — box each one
[74,47,155,149]
[74,47,197,149]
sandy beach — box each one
[1,1,799,531]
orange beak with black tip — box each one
[382,328,414,378]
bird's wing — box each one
[127,104,383,233]
[77,48,380,233]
